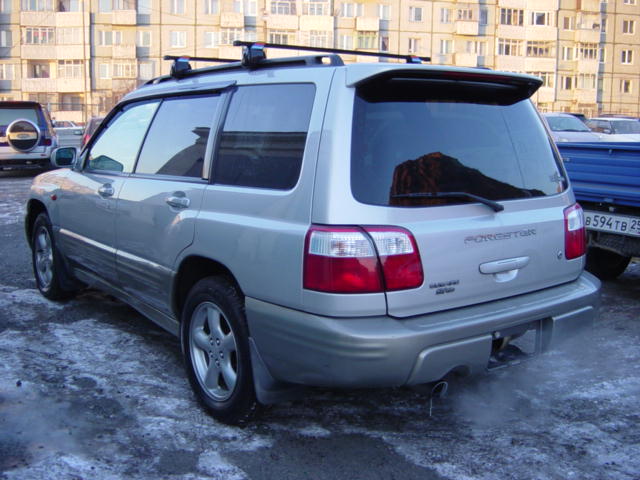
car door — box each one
[115,92,226,315]
[55,100,159,283]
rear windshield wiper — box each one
[391,192,504,212]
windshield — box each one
[611,120,640,134]
[545,115,591,132]
[0,107,39,126]
[351,80,565,207]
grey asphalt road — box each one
[1,171,639,480]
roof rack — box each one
[152,41,431,84]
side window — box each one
[214,83,315,190]
[136,94,222,178]
[86,101,159,173]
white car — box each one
[586,117,640,141]
[542,113,604,143]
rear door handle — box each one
[166,192,190,209]
[479,256,530,274]
[97,184,115,198]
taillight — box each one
[564,204,586,260]
[303,225,423,293]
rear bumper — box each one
[0,149,53,169]
[246,271,601,388]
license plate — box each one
[584,211,640,238]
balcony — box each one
[495,56,526,71]
[497,0,526,8]
[112,9,137,25]
[57,44,86,59]
[454,53,478,67]
[300,15,333,31]
[20,12,55,27]
[578,0,600,12]
[525,26,556,41]
[22,45,57,60]
[266,15,299,30]
[575,29,600,43]
[534,87,555,103]
[57,78,85,92]
[573,88,596,104]
[113,44,136,58]
[456,21,479,36]
[524,57,556,71]
[56,12,87,27]
[22,78,57,93]
[356,17,379,31]
[576,59,598,74]
[496,25,525,40]
[220,11,244,28]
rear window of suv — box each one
[351,77,565,207]
[0,107,39,125]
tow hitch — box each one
[487,319,552,371]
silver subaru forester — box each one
[25,43,600,424]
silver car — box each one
[25,44,600,424]
[542,112,603,143]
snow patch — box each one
[0,200,23,225]
[297,424,332,438]
[197,450,247,479]
[0,285,65,310]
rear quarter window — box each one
[213,83,315,190]
[351,78,565,207]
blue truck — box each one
[559,142,640,279]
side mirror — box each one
[51,147,78,168]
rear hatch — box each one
[349,70,583,317]
[0,103,48,151]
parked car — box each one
[542,112,603,142]
[53,120,83,148]
[586,117,640,141]
[0,101,57,171]
[25,43,600,424]
[81,116,104,148]
[567,112,588,124]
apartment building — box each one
[0,0,638,121]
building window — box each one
[99,63,110,79]
[139,61,154,80]
[0,0,11,12]
[623,0,636,5]
[203,31,218,48]
[440,8,451,24]
[440,39,452,55]
[601,18,607,33]
[57,27,82,44]
[309,30,329,47]
[500,8,524,26]
[409,6,422,22]
[379,35,389,52]
[170,31,186,48]
[378,4,389,20]
[530,11,550,26]
[98,31,123,46]
[113,62,136,78]
[526,41,553,57]
[271,0,296,15]
[0,64,14,80]
[304,0,328,15]
[457,9,472,21]
[526,71,554,88]
[21,0,53,11]
[466,40,486,56]
[621,49,633,64]
[113,0,135,9]
[623,20,635,34]
[171,0,185,14]
[497,38,522,56]
[563,16,575,30]
[0,30,9,48]
[578,74,596,89]
[560,76,573,90]
[60,94,82,111]
[339,34,353,50]
[98,0,111,12]
[561,46,574,61]
[137,30,151,47]
[620,79,632,93]
[340,2,362,17]
[138,0,151,14]
[219,28,242,45]
[579,43,598,60]
[408,37,419,54]
[357,31,377,49]
[479,8,488,25]
[57,60,83,78]
[269,30,294,44]
[600,48,606,63]
[204,0,218,14]
[23,27,55,45]
[244,0,257,15]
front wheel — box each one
[585,247,631,280]
[181,276,257,425]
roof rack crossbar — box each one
[233,40,430,64]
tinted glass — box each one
[0,107,39,125]
[351,80,565,207]
[87,102,158,173]
[136,95,221,178]
[214,84,315,190]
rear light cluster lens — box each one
[304,225,423,293]
[564,203,586,260]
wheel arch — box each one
[25,199,48,248]
[173,255,243,320]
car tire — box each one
[585,247,631,280]
[31,213,77,300]
[181,276,258,425]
